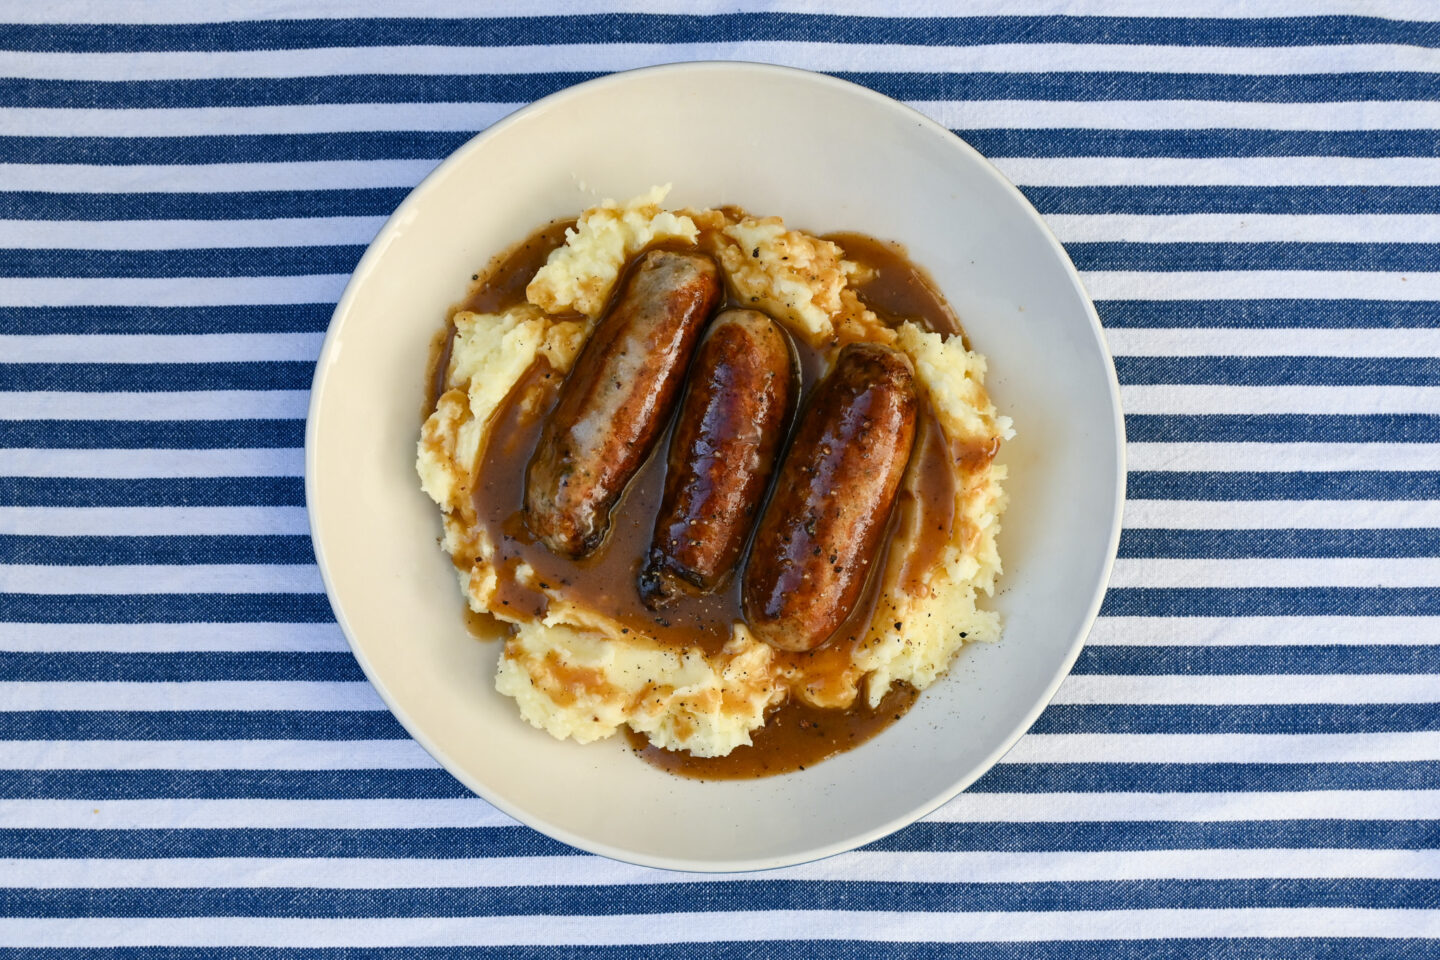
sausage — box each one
[742,342,918,652]
[639,309,795,607]
[524,249,722,558]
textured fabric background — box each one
[2,1,1439,955]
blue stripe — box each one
[7,186,1439,222]
[0,652,362,682]
[0,188,408,221]
[1025,186,1440,215]
[0,361,314,391]
[0,711,406,740]
[0,878,1435,916]
[1068,242,1440,272]
[1032,704,1440,735]
[8,72,1440,108]
[0,305,333,335]
[0,942,1435,960]
[1119,528,1440,559]
[976,763,1440,793]
[13,241,1433,279]
[1126,415,1440,443]
[14,300,1430,337]
[1116,356,1440,385]
[5,129,1439,166]
[0,593,334,623]
[0,535,316,566]
[0,770,466,800]
[1102,588,1440,617]
[0,246,365,279]
[963,128,1440,159]
[0,942,1431,960]
[0,477,305,508]
[0,419,304,449]
[10,414,1436,450]
[1098,300,1440,329]
[2,15,1432,52]
[3,702,1430,741]
[1073,645,1440,675]
[4,646,1433,683]
[872,819,1440,853]
[1126,472,1440,501]
[2,819,1431,859]
[13,354,1427,394]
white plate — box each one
[307,62,1124,872]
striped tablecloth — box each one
[3,2,1438,954]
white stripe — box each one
[0,506,310,535]
[0,622,346,652]
[9,98,1440,138]
[5,674,1431,711]
[1106,328,1440,358]
[1084,271,1440,302]
[1125,443,1440,472]
[1120,384,1440,416]
[10,789,1437,831]
[1,390,311,420]
[8,276,1435,314]
[4,849,1437,890]
[1048,214,1440,244]
[1124,500,1440,529]
[6,42,1438,81]
[0,333,323,362]
[1008,732,1440,764]
[1090,616,1440,647]
[1051,673,1440,705]
[7,212,1433,251]
[919,98,1440,132]
[0,563,325,594]
[0,275,350,308]
[0,798,517,830]
[4,0,1432,22]
[1109,557,1440,589]
[0,681,384,711]
[0,739,436,770]
[1003,157,1440,187]
[4,909,1437,947]
[0,447,306,478]
[6,156,1436,197]
[9,729,1437,771]
[0,160,434,193]
[0,216,387,249]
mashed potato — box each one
[419,188,1011,758]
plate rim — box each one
[305,60,1127,873]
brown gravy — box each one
[626,682,919,779]
[437,217,981,779]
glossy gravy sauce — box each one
[433,219,992,779]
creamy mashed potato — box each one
[418,188,1011,758]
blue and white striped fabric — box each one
[3,1,1439,954]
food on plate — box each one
[417,186,1012,778]
[639,308,796,608]
[742,341,918,653]
[524,249,722,558]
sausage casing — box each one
[639,309,795,607]
[742,342,918,652]
[524,250,721,558]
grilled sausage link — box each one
[524,250,721,558]
[639,309,795,607]
[742,342,918,652]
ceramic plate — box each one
[306,62,1124,871]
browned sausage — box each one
[742,342,918,652]
[639,309,795,607]
[524,250,721,558]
